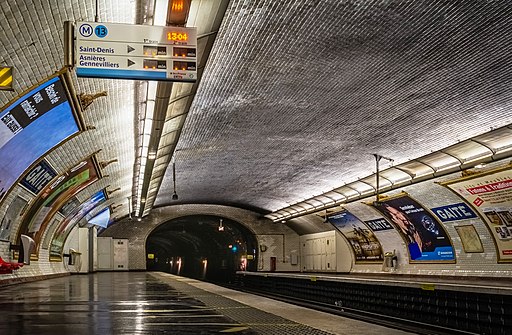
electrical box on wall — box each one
[113,238,129,270]
[97,237,114,270]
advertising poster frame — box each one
[50,189,107,260]
[0,69,84,205]
[17,155,101,258]
[327,210,384,263]
[441,165,512,262]
[371,193,456,263]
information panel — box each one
[75,22,197,82]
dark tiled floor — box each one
[0,272,258,335]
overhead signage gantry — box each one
[66,21,197,82]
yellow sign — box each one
[246,255,254,260]
[420,283,435,291]
[0,66,13,91]
[147,253,155,259]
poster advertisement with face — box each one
[443,168,512,262]
[327,210,384,263]
[372,194,455,262]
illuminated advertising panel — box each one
[50,190,106,258]
[87,206,111,228]
[0,75,80,202]
[18,158,99,250]
[327,210,384,263]
[443,168,512,262]
[372,194,455,262]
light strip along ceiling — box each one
[266,125,512,222]
[134,0,230,217]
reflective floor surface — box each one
[0,272,258,335]
[0,272,415,335]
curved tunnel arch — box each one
[146,214,258,283]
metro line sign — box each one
[74,22,197,82]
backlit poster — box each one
[0,75,80,203]
[87,207,111,228]
[372,194,455,262]
[327,210,384,263]
[18,158,99,251]
[443,168,512,262]
[50,190,106,259]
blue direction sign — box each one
[75,22,197,82]
[431,203,478,222]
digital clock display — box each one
[167,32,188,41]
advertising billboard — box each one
[443,168,512,262]
[327,210,384,263]
[372,194,455,262]
[87,206,111,228]
[0,75,80,203]
[18,157,100,252]
[50,190,106,259]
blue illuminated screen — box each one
[87,207,110,228]
[0,76,79,202]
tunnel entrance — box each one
[146,215,258,284]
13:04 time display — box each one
[167,32,188,41]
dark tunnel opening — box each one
[145,215,258,284]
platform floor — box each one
[0,272,415,335]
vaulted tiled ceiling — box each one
[1,1,512,224]
[156,0,512,213]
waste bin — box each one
[382,250,397,272]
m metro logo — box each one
[79,23,93,37]
[0,66,13,91]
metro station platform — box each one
[0,272,413,335]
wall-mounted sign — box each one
[372,194,455,262]
[20,159,57,195]
[0,66,13,91]
[147,253,155,259]
[455,224,484,253]
[365,218,394,232]
[431,203,477,222]
[443,168,512,262]
[327,210,384,263]
[75,22,197,82]
[0,75,80,203]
